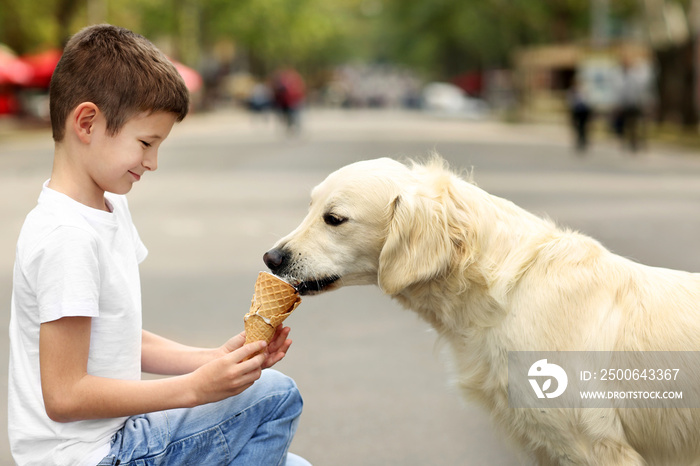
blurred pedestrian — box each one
[610,56,653,152]
[8,24,309,466]
[272,67,306,135]
[567,76,593,152]
[248,82,272,113]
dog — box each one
[263,156,700,465]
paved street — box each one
[1,108,700,465]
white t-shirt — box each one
[9,182,147,466]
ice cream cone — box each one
[244,272,301,358]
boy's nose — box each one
[143,153,158,171]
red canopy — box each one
[20,49,62,88]
[170,58,203,93]
[0,44,33,86]
[3,46,201,92]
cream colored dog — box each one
[263,157,700,465]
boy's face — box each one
[87,110,178,195]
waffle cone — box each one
[244,272,301,357]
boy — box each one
[8,24,309,466]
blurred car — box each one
[422,82,489,119]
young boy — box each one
[8,24,309,466]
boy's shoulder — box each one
[18,194,96,262]
[17,186,131,261]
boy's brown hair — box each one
[50,24,189,142]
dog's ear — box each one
[378,190,454,295]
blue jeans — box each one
[96,369,309,466]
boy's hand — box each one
[189,326,292,404]
[262,325,292,369]
[188,341,268,405]
[220,331,247,355]
[219,326,292,369]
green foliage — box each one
[381,0,592,77]
[199,0,362,68]
[0,0,63,53]
[0,0,644,79]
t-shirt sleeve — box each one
[110,194,148,264]
[131,222,148,264]
[28,226,101,323]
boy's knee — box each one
[261,369,303,414]
[270,370,301,397]
[261,369,297,391]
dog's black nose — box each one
[263,249,286,272]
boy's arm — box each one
[40,317,267,422]
[141,326,293,375]
[141,329,224,375]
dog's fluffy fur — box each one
[264,157,700,465]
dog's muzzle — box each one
[263,248,287,273]
[262,248,340,295]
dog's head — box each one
[264,157,478,296]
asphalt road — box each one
[1,109,700,465]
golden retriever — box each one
[263,156,700,465]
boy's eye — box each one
[140,140,151,148]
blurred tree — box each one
[121,0,366,75]
[379,0,639,79]
[197,0,365,74]
[641,0,698,128]
[0,0,642,80]
[55,0,84,45]
[0,0,62,53]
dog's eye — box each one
[323,213,347,226]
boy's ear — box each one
[72,102,99,143]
